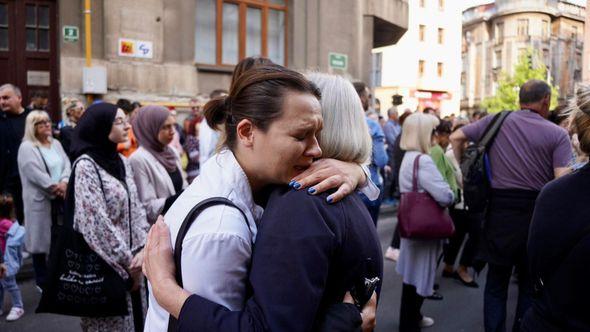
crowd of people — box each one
[0,56,587,332]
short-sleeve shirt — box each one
[461,110,572,191]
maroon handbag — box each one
[397,154,455,239]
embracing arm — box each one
[289,159,379,203]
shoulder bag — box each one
[398,154,455,239]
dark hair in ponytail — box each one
[204,63,321,150]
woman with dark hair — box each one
[129,105,187,225]
[69,103,150,332]
[441,123,482,288]
[144,67,381,331]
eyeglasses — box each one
[34,119,51,127]
[113,118,129,126]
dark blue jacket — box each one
[176,187,383,332]
[523,163,590,331]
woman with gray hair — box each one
[396,112,454,331]
[143,72,382,331]
[17,110,71,291]
[129,105,187,225]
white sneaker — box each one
[6,307,24,321]
[419,316,434,328]
[384,247,400,262]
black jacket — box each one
[176,187,383,332]
[0,108,30,193]
[523,163,590,331]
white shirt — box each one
[198,121,220,166]
[144,150,263,332]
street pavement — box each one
[0,206,518,332]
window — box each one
[494,50,502,68]
[572,26,578,40]
[438,28,444,44]
[419,25,425,42]
[0,3,8,51]
[418,60,425,77]
[25,4,50,51]
[438,0,444,11]
[495,22,504,43]
[195,0,288,66]
[420,0,425,8]
[542,20,549,38]
[517,19,529,37]
[372,52,382,87]
[437,62,443,77]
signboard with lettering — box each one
[27,71,50,86]
[63,26,79,42]
[118,38,153,59]
[329,53,348,70]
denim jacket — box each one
[3,222,25,277]
[366,118,389,187]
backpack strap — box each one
[167,197,251,332]
[478,111,511,150]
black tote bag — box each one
[37,158,131,317]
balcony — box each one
[365,0,409,48]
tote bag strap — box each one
[167,197,251,332]
[411,154,422,192]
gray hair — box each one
[0,84,22,98]
[519,80,551,104]
[306,72,372,164]
[387,107,398,117]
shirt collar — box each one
[214,150,264,222]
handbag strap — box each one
[36,146,52,176]
[411,154,422,192]
[167,197,251,332]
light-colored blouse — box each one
[39,143,64,183]
[144,149,263,332]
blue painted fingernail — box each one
[327,196,333,204]
[289,180,295,187]
[293,182,301,190]
[308,187,316,194]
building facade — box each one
[0,0,408,120]
[462,0,585,112]
[372,0,462,116]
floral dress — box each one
[73,155,150,332]
[183,134,200,183]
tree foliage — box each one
[481,48,559,114]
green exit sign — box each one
[63,26,79,42]
[329,52,348,70]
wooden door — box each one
[0,0,59,119]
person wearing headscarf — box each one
[69,103,150,332]
[129,105,187,225]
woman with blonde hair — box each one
[143,71,382,331]
[522,85,590,331]
[17,110,71,291]
[396,112,454,331]
[59,97,85,160]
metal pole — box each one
[84,0,93,104]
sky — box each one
[461,0,586,10]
